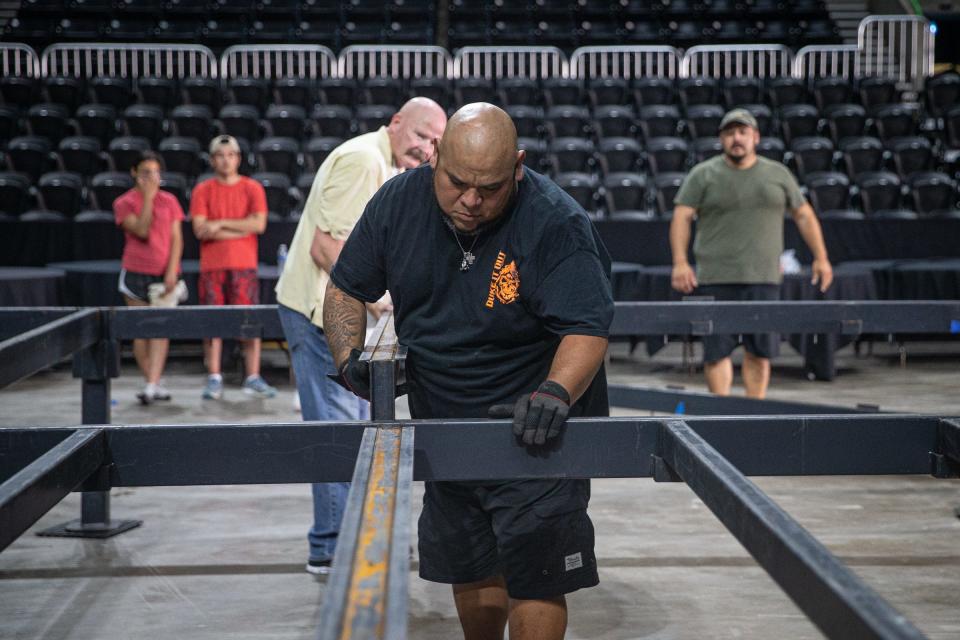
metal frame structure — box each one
[569,45,682,80]
[452,46,568,80]
[681,44,794,79]
[1,302,959,640]
[40,42,218,79]
[0,43,40,78]
[220,44,337,81]
[338,45,451,80]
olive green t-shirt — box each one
[674,155,805,285]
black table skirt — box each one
[45,260,280,307]
[0,267,66,306]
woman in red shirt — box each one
[113,151,185,404]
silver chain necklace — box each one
[442,217,481,271]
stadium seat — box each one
[265,104,307,138]
[6,136,54,182]
[548,137,595,174]
[909,172,957,217]
[26,103,72,144]
[505,105,543,139]
[296,171,317,198]
[589,77,629,108]
[824,103,866,144]
[252,171,297,217]
[363,77,405,106]
[779,104,820,145]
[122,104,165,145]
[355,104,394,133]
[137,77,179,111]
[20,210,67,221]
[183,76,221,111]
[43,76,85,112]
[498,77,539,107]
[228,77,270,112]
[816,209,865,220]
[677,76,718,108]
[756,136,786,163]
[311,104,353,139]
[812,77,852,111]
[924,71,960,119]
[597,137,642,174]
[455,78,496,105]
[889,136,932,180]
[945,105,960,149]
[1,76,40,106]
[603,172,648,215]
[542,77,584,107]
[58,136,105,178]
[0,105,19,141]
[218,104,261,142]
[653,172,686,219]
[0,172,34,216]
[38,171,84,217]
[692,137,723,163]
[858,76,898,112]
[856,171,902,216]
[159,171,189,212]
[839,136,884,179]
[304,136,343,172]
[555,172,601,215]
[318,78,358,107]
[409,77,451,107]
[805,171,850,215]
[273,77,314,111]
[593,105,636,139]
[546,105,591,138]
[517,137,548,173]
[89,76,133,110]
[170,104,213,142]
[723,77,763,108]
[633,77,674,107]
[256,137,301,176]
[638,104,680,141]
[685,104,725,140]
[790,136,834,180]
[108,136,151,172]
[75,209,115,223]
[873,104,918,142]
[158,137,205,178]
[767,77,809,109]
[74,103,117,146]
[646,137,688,175]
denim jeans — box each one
[278,304,369,562]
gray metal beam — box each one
[0,307,79,341]
[608,383,873,415]
[658,419,927,640]
[0,429,106,552]
[0,308,101,389]
[110,305,285,339]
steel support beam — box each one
[110,305,285,340]
[0,307,79,341]
[0,308,101,389]
[658,418,927,640]
[0,429,106,552]
[316,425,415,640]
[608,383,873,415]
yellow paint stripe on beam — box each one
[340,427,401,640]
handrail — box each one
[569,45,681,80]
[338,45,451,79]
[453,46,568,79]
[221,44,337,80]
[41,42,218,79]
[0,43,40,77]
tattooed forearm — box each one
[323,280,367,369]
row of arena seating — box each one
[2,163,956,223]
[9,74,950,114]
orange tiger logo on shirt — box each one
[486,252,520,308]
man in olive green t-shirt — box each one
[670,108,833,399]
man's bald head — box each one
[431,102,525,233]
[387,96,447,169]
[440,103,519,175]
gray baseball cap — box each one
[719,108,758,131]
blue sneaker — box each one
[202,375,223,400]
[242,374,277,398]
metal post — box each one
[39,316,141,539]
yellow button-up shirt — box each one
[275,127,398,327]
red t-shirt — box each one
[114,189,185,276]
[190,176,267,272]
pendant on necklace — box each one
[460,251,476,272]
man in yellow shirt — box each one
[275,97,446,574]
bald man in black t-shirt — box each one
[323,103,613,640]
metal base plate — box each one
[36,519,142,539]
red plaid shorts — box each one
[198,269,259,306]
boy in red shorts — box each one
[190,135,276,400]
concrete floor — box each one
[1,339,959,639]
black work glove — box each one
[332,348,370,400]
[488,380,571,446]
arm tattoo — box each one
[323,281,367,369]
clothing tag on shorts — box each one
[564,552,583,571]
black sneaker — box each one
[306,559,332,575]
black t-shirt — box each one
[330,164,614,420]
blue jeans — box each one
[278,304,369,562]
